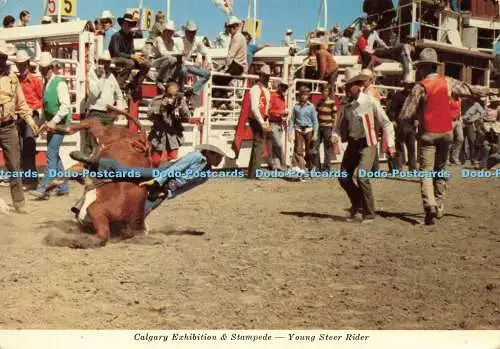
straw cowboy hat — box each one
[183,20,198,32]
[195,144,234,159]
[260,64,271,75]
[163,20,175,31]
[117,13,137,26]
[414,48,442,66]
[343,67,370,85]
[15,50,31,63]
[97,50,112,62]
[99,10,115,25]
[227,16,241,26]
[38,52,56,67]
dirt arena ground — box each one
[0,166,498,330]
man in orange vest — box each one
[449,96,464,164]
[399,48,491,225]
[247,64,272,179]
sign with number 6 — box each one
[45,0,77,17]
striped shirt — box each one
[316,97,337,127]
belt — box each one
[0,118,14,127]
[268,116,284,124]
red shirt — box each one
[354,36,368,56]
[19,73,43,110]
[269,92,286,120]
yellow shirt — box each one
[0,72,34,126]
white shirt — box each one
[250,83,270,126]
[226,30,248,73]
[45,74,71,124]
[88,70,124,112]
[153,36,182,58]
[368,31,388,50]
[180,37,212,67]
[283,35,296,48]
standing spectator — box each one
[30,52,71,199]
[86,50,124,151]
[310,39,338,92]
[375,35,416,82]
[15,50,43,191]
[247,64,272,179]
[398,48,491,225]
[315,27,329,48]
[144,11,166,58]
[151,21,182,90]
[148,82,190,167]
[337,68,395,223]
[334,28,354,56]
[283,29,296,48]
[99,10,117,51]
[109,13,151,99]
[178,20,212,96]
[289,86,318,172]
[267,80,289,170]
[215,22,231,49]
[243,31,268,67]
[212,16,247,96]
[3,15,15,28]
[16,10,31,27]
[449,96,463,164]
[314,84,337,171]
[0,42,39,212]
[461,96,485,166]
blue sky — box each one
[0,0,372,44]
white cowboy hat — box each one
[316,27,326,33]
[41,16,53,23]
[97,50,112,61]
[361,68,375,78]
[260,64,271,75]
[286,28,293,34]
[343,67,370,85]
[15,50,30,63]
[99,10,115,23]
[227,16,241,26]
[183,20,198,32]
[195,144,233,159]
[38,52,55,67]
[163,20,175,31]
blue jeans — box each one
[37,133,69,193]
[178,66,210,95]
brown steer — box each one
[46,117,153,246]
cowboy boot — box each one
[71,196,86,215]
[69,146,100,168]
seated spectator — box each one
[212,16,247,98]
[178,20,212,96]
[144,11,166,58]
[151,21,182,90]
[243,31,269,67]
[354,24,381,70]
[99,10,117,51]
[334,27,354,56]
[16,10,31,27]
[310,39,338,92]
[3,15,15,28]
[109,13,151,99]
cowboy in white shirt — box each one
[87,50,124,127]
[177,20,212,96]
[151,20,183,90]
